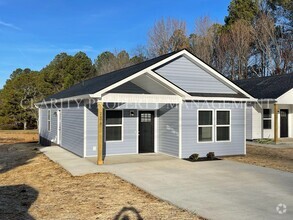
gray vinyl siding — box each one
[85,103,162,157]
[105,109,138,155]
[246,106,253,140]
[109,81,149,94]
[85,103,97,156]
[39,102,85,157]
[158,104,179,157]
[156,56,236,94]
[61,105,84,157]
[181,101,245,158]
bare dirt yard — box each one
[224,145,293,173]
[0,132,201,220]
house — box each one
[235,74,293,141]
[36,49,255,164]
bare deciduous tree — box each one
[189,16,216,65]
[148,18,187,57]
[229,19,254,79]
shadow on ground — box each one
[0,184,38,220]
[0,142,39,174]
[114,207,143,220]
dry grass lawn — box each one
[225,145,293,173]
[0,130,38,144]
[0,131,202,220]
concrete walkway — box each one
[41,146,293,220]
[39,146,108,175]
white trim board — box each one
[101,93,182,104]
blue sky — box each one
[0,0,230,88]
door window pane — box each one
[141,113,151,122]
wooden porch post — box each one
[97,101,104,165]
[274,103,278,143]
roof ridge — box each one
[235,73,293,82]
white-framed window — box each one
[105,110,123,141]
[263,109,271,129]
[216,110,231,142]
[47,109,51,132]
[198,110,213,142]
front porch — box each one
[90,71,186,164]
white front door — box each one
[57,110,62,145]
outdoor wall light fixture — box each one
[130,111,135,117]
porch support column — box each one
[97,101,104,165]
[274,103,278,143]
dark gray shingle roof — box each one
[44,51,178,101]
[234,73,293,99]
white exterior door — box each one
[57,109,62,145]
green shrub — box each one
[206,152,215,160]
[189,153,199,161]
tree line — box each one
[0,0,292,129]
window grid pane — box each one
[106,110,122,141]
[199,127,213,142]
[199,111,213,125]
[263,120,271,129]
[106,126,122,141]
[263,109,271,118]
[106,110,122,125]
[217,127,230,141]
[217,111,230,125]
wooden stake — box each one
[274,103,278,143]
[97,102,104,165]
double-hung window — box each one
[198,110,231,143]
[106,110,122,141]
[47,110,51,131]
[198,110,213,142]
[263,109,271,129]
[216,110,230,141]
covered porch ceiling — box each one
[100,72,185,103]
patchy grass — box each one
[0,130,38,143]
[0,134,202,219]
[224,145,293,173]
[254,138,274,144]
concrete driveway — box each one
[106,158,293,220]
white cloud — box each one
[0,20,21,31]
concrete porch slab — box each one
[39,146,108,176]
[86,153,176,165]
